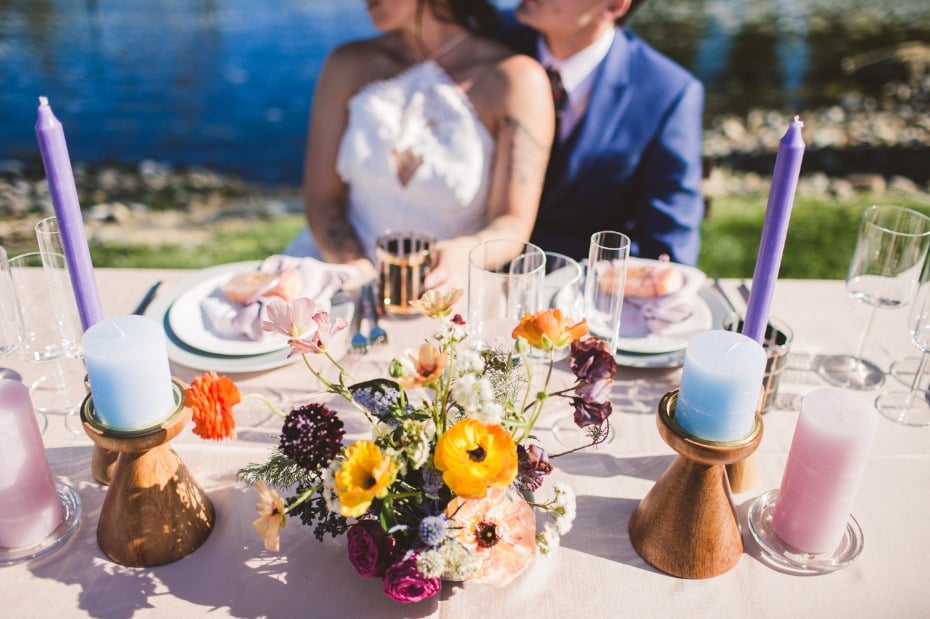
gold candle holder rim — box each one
[81,377,186,438]
[659,389,763,465]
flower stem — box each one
[243,393,287,417]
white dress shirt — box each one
[538,27,616,142]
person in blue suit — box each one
[500,0,705,265]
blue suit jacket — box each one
[502,24,705,265]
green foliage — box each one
[83,194,930,279]
[88,215,304,269]
[698,192,930,279]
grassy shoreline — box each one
[79,189,930,280]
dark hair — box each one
[423,0,501,36]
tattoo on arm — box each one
[325,216,360,254]
[500,115,549,186]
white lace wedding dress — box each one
[284,59,494,260]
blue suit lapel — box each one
[543,31,633,209]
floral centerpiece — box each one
[187,288,616,604]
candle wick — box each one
[792,114,804,127]
[38,95,49,107]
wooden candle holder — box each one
[628,389,763,579]
[83,376,118,485]
[80,378,215,567]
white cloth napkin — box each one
[200,255,356,342]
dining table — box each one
[2,266,929,619]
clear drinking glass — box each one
[875,279,930,426]
[584,231,631,354]
[0,245,25,382]
[817,205,930,389]
[8,251,85,420]
[467,240,545,350]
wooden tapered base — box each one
[81,379,215,567]
[91,445,118,485]
[725,454,757,494]
[628,390,763,579]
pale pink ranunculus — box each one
[263,298,347,356]
[444,487,537,586]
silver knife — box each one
[132,281,162,315]
[738,281,751,304]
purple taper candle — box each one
[742,116,805,343]
[35,96,104,331]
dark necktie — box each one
[546,66,567,140]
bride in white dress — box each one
[284,0,554,288]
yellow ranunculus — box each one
[334,441,397,518]
[511,309,587,351]
[433,419,517,499]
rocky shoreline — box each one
[3,52,930,251]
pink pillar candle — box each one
[772,388,878,554]
[0,380,63,549]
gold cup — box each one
[375,231,434,315]
[722,314,793,413]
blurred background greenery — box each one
[77,190,930,279]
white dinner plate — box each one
[614,285,730,369]
[617,258,709,354]
[145,262,353,374]
[168,267,291,356]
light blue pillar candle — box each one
[83,315,176,430]
[676,330,766,442]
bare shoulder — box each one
[321,34,403,91]
[468,38,549,96]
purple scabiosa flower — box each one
[516,443,553,492]
[569,338,617,384]
[571,378,613,428]
[279,403,345,472]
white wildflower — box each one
[321,459,342,514]
[536,521,560,555]
[553,483,577,535]
[440,540,477,581]
[416,549,446,578]
[456,348,484,373]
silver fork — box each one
[365,283,388,345]
[349,287,369,354]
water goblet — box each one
[889,356,930,390]
[817,205,930,390]
[875,280,930,425]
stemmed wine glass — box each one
[817,205,930,390]
[875,278,930,426]
[34,216,86,433]
[889,356,930,390]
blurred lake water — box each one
[1,0,928,185]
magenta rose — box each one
[382,555,441,603]
[347,520,395,577]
